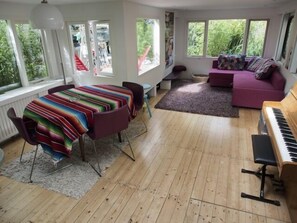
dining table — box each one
[23,84,135,162]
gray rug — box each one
[155,79,239,118]
[0,119,144,199]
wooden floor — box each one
[0,89,292,223]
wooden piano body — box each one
[262,82,297,222]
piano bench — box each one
[241,134,281,206]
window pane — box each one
[16,24,48,81]
[187,21,205,57]
[207,19,245,57]
[70,24,90,72]
[94,22,112,74]
[136,18,160,75]
[246,20,268,56]
[0,20,21,93]
[281,15,295,59]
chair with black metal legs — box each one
[48,84,75,94]
[85,104,135,176]
[7,107,39,183]
[122,81,147,136]
[241,134,281,206]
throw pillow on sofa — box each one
[255,58,278,80]
[218,54,246,70]
[247,56,263,71]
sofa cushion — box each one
[247,57,263,71]
[233,73,275,90]
[218,54,246,70]
[255,58,278,80]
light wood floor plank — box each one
[0,90,292,223]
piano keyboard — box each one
[266,107,297,163]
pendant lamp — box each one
[30,0,64,30]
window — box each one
[207,19,245,57]
[0,20,49,94]
[186,19,268,58]
[246,20,268,57]
[15,23,48,82]
[281,14,294,60]
[136,18,160,75]
[0,20,21,93]
[69,21,113,76]
[70,24,90,72]
[276,12,296,71]
[187,21,205,57]
[92,22,112,75]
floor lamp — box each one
[30,0,67,84]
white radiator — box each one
[0,90,48,143]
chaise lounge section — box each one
[209,56,286,109]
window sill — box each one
[138,63,160,76]
[0,78,71,106]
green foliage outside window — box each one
[247,20,267,56]
[16,24,48,81]
[136,18,153,59]
[187,19,268,57]
[0,20,20,91]
[187,22,205,56]
[207,19,245,57]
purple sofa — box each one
[209,60,286,109]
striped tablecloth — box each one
[23,85,135,161]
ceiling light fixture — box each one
[30,0,64,30]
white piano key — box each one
[266,107,293,162]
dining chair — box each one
[86,104,135,176]
[7,107,39,182]
[122,81,147,135]
[48,84,75,94]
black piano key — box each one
[281,130,293,136]
[289,151,297,156]
[292,158,297,162]
[284,137,297,144]
[289,154,297,160]
[278,124,290,130]
[286,141,297,147]
[288,146,297,152]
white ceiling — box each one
[0,0,294,10]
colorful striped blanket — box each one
[23,85,135,161]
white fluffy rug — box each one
[0,119,145,199]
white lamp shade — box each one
[30,2,64,30]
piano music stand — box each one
[241,134,280,206]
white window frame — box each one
[136,18,160,76]
[1,20,51,90]
[67,20,114,78]
[186,18,269,58]
[276,12,297,73]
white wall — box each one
[175,8,282,78]
[1,1,296,92]
[58,2,127,86]
[123,2,166,88]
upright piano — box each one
[262,82,297,222]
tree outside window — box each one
[0,20,21,93]
[16,23,48,82]
[207,19,245,57]
[246,20,268,57]
[186,19,268,58]
[136,18,160,75]
[187,21,205,57]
